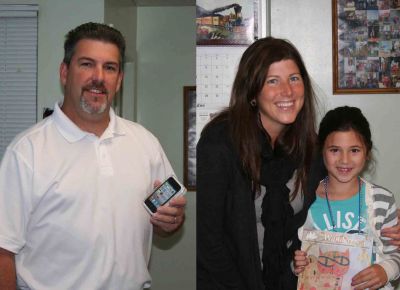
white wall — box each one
[136,6,196,290]
[270,0,400,204]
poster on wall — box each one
[196,0,259,45]
[332,0,400,94]
[297,229,373,290]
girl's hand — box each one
[293,250,308,275]
[351,264,388,290]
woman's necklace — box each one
[323,176,362,233]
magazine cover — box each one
[297,229,373,290]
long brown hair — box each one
[208,37,317,197]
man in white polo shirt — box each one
[0,22,186,290]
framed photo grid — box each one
[332,0,400,94]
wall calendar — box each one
[196,46,246,142]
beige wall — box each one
[37,0,104,117]
[136,6,196,290]
[35,1,196,289]
[1,0,104,117]
[104,0,137,63]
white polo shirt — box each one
[0,103,173,290]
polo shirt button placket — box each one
[98,140,114,176]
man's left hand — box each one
[151,195,186,236]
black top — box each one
[196,119,326,290]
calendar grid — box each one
[196,46,246,141]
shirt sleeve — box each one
[0,148,33,253]
[374,187,400,283]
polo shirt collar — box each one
[52,102,126,142]
[102,109,126,140]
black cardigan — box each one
[196,120,325,290]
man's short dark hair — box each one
[63,22,126,70]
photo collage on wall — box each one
[337,0,400,89]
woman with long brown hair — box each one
[197,37,325,290]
